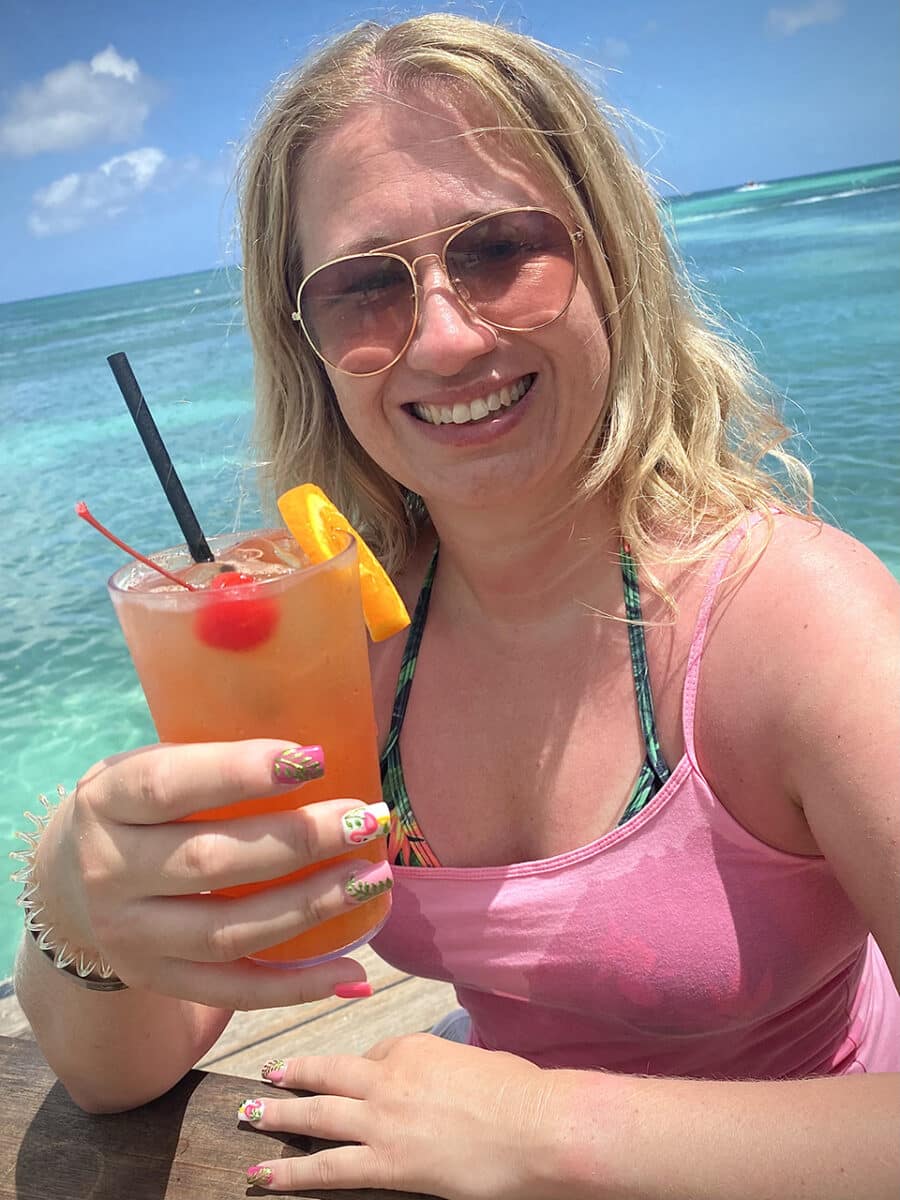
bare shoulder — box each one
[690,513,900,855]
[708,514,899,661]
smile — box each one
[410,374,536,425]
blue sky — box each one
[1,0,897,302]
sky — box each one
[1,0,897,303]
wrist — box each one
[12,789,126,990]
[526,1068,621,1200]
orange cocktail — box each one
[108,529,389,966]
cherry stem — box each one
[75,501,199,591]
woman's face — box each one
[295,93,611,516]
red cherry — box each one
[194,572,279,651]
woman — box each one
[15,14,899,1198]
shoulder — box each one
[695,515,899,971]
[704,513,899,674]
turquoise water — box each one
[1,162,898,977]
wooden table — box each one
[0,1035,434,1199]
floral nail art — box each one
[247,1164,274,1185]
[341,800,391,844]
[345,860,393,904]
[238,1098,266,1124]
[260,1058,285,1084]
[273,745,325,784]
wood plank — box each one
[0,1034,436,1200]
[197,944,406,1063]
[203,975,456,1077]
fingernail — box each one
[341,800,391,844]
[247,1164,274,1184]
[272,745,324,785]
[238,1098,266,1124]
[333,981,373,999]
[260,1058,285,1084]
[344,859,393,905]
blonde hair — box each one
[239,12,812,580]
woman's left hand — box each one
[236,1032,554,1198]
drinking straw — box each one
[107,352,214,564]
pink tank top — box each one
[372,526,900,1078]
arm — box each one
[14,739,374,1114]
[14,933,231,1115]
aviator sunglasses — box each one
[291,206,584,376]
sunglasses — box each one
[291,206,584,376]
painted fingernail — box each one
[341,800,391,844]
[247,1164,274,1185]
[238,1098,266,1124]
[260,1058,285,1084]
[272,745,325,785]
[333,981,373,999]
[344,859,393,905]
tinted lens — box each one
[446,209,576,329]
[299,254,415,374]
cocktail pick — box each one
[75,502,198,591]
[107,351,214,563]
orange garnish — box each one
[277,484,410,642]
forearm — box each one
[14,932,232,1114]
[535,1069,900,1200]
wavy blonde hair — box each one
[240,12,812,580]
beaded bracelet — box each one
[10,788,128,992]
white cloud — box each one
[28,147,167,236]
[0,46,159,156]
[766,0,845,36]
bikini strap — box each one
[681,514,767,766]
[380,543,440,764]
[620,545,670,784]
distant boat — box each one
[736,181,767,192]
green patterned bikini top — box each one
[379,543,671,867]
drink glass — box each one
[107,528,389,967]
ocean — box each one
[1,161,898,978]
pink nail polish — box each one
[344,859,393,905]
[260,1058,285,1084]
[272,745,324,785]
[247,1164,274,1184]
[333,981,373,999]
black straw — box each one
[107,352,214,563]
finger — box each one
[132,956,368,1011]
[244,1146,385,1194]
[237,1093,366,1142]
[123,858,393,962]
[81,739,326,824]
[261,1053,377,1099]
[125,797,391,897]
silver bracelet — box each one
[10,788,128,992]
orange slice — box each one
[278,484,410,642]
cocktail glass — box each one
[107,528,389,967]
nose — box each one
[402,254,498,376]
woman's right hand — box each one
[32,739,388,1010]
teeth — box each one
[413,375,532,426]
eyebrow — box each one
[327,209,495,260]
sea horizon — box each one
[2,157,896,307]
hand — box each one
[235,1033,553,1198]
[33,739,390,1008]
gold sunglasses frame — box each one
[291,206,585,377]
